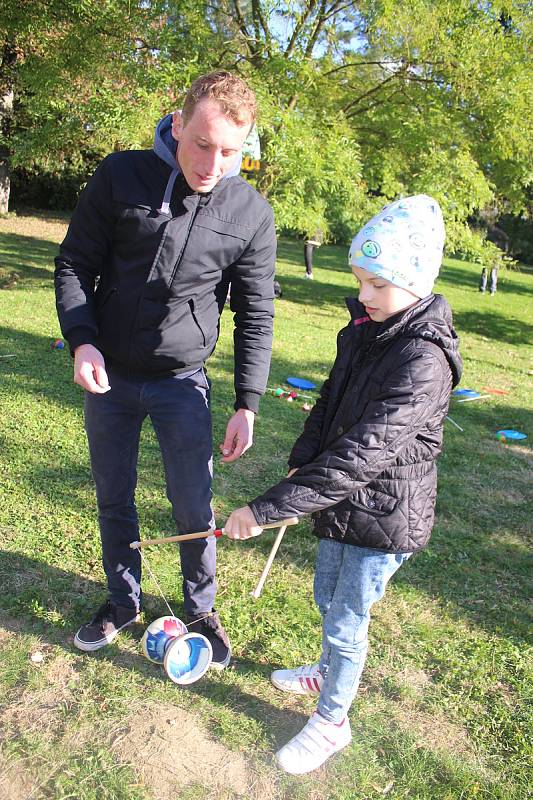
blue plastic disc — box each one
[453,388,480,398]
[495,429,527,440]
[164,633,212,685]
[287,376,316,391]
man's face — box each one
[352,265,420,322]
[172,99,251,193]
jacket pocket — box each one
[195,213,251,241]
[188,298,206,347]
[350,488,397,516]
[113,201,169,241]
[185,214,250,271]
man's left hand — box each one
[224,506,263,540]
[220,408,255,463]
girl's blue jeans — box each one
[314,539,410,723]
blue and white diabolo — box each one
[164,632,213,685]
[141,615,188,664]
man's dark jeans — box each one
[84,368,216,616]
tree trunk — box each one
[0,159,9,215]
[0,85,13,215]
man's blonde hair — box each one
[182,71,257,127]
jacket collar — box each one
[345,295,435,341]
[345,294,462,386]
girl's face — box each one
[352,265,420,322]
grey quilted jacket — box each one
[249,294,462,552]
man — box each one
[54,71,276,668]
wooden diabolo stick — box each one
[251,524,288,599]
[130,517,298,549]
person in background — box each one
[54,71,276,667]
[225,195,462,774]
[303,230,323,279]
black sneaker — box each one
[73,600,140,652]
[186,610,231,670]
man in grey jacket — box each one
[54,71,276,667]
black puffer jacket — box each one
[250,294,462,552]
[54,149,276,412]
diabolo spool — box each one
[141,615,213,684]
[141,615,188,664]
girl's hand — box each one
[224,506,263,540]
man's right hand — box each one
[73,344,110,394]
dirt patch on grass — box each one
[0,753,39,800]
[395,704,474,757]
[111,702,277,800]
[0,616,25,642]
[0,632,279,799]
[396,667,433,694]
[2,655,79,742]
[0,210,68,244]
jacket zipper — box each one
[98,286,117,310]
[169,194,208,285]
[126,194,207,370]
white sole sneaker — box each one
[271,663,324,695]
[208,647,232,670]
[73,611,140,652]
[276,713,352,775]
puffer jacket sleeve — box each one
[249,345,451,525]
[229,206,276,413]
[54,157,115,351]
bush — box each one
[9,154,102,211]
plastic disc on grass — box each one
[495,429,527,441]
[287,376,316,391]
[453,389,480,398]
[164,633,213,685]
[141,616,188,664]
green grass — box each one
[0,210,532,799]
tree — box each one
[0,0,207,213]
[2,0,531,262]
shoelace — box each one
[92,602,116,630]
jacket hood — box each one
[153,114,242,213]
[347,294,462,387]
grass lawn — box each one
[0,209,531,800]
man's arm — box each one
[220,205,276,461]
[54,157,114,354]
[54,158,116,392]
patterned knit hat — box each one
[348,195,445,298]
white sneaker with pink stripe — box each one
[275,712,352,774]
[271,663,324,695]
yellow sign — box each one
[242,156,261,172]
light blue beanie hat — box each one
[348,195,445,298]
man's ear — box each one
[171,110,182,142]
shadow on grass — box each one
[277,238,347,275]
[2,316,532,662]
[452,308,533,345]
[0,231,57,287]
[394,399,531,644]
[9,206,71,223]
[0,552,307,746]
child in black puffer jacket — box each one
[225,195,462,775]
